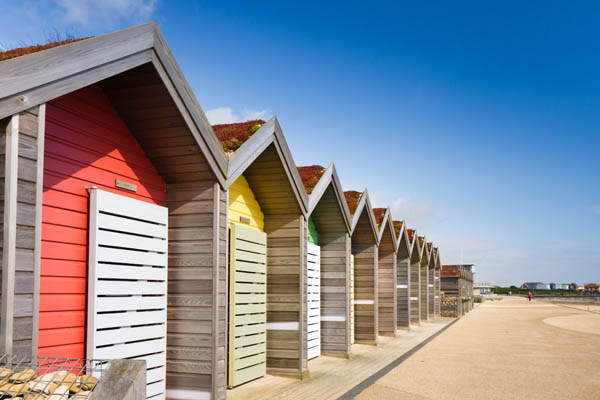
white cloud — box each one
[205,107,239,125]
[205,106,270,125]
[390,196,437,228]
[55,0,157,27]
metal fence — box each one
[0,354,108,399]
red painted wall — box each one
[39,85,165,358]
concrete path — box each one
[355,296,600,400]
[227,319,454,400]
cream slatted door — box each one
[307,243,321,360]
[87,189,168,400]
[350,254,355,344]
[228,223,267,387]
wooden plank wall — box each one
[310,185,350,357]
[434,268,440,316]
[409,258,420,326]
[396,240,410,328]
[420,260,429,321]
[428,265,435,317]
[377,226,396,336]
[351,211,378,344]
[101,65,224,399]
[0,107,43,356]
[244,144,307,377]
[0,117,7,351]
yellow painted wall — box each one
[229,174,264,231]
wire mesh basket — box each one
[0,354,109,399]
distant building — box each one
[522,282,551,290]
[442,264,475,298]
[569,283,578,291]
[552,283,570,290]
[584,283,599,295]
[473,283,493,296]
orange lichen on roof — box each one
[297,165,326,194]
[372,208,386,226]
[392,220,403,237]
[212,120,265,153]
[0,38,89,62]
[418,236,425,249]
[344,191,362,216]
[407,229,415,244]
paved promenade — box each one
[227,319,453,400]
[356,296,600,400]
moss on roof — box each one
[407,229,415,244]
[344,191,362,216]
[372,208,386,227]
[0,38,89,62]
[297,165,326,194]
[392,220,403,237]
[212,120,265,153]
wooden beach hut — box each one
[373,208,398,337]
[344,190,379,344]
[212,118,309,388]
[0,23,230,400]
[433,247,441,317]
[418,236,431,322]
[393,221,412,329]
[427,242,435,318]
[406,229,421,326]
[297,164,352,359]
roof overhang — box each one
[227,116,308,217]
[350,189,379,242]
[307,163,352,232]
[377,207,398,250]
[395,221,412,255]
[0,22,228,187]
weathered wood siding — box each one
[310,185,350,357]
[420,260,429,321]
[396,239,410,328]
[377,225,396,336]
[0,117,5,350]
[351,211,378,344]
[434,268,441,316]
[243,144,306,377]
[409,257,420,326]
[428,264,435,317]
[229,175,264,230]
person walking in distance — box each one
[528,291,533,302]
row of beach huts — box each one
[0,23,445,400]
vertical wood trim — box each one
[212,182,220,398]
[32,104,45,355]
[299,215,307,373]
[86,188,99,360]
[345,233,351,354]
[1,114,19,354]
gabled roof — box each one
[0,38,88,61]
[226,117,308,216]
[0,22,228,186]
[393,220,411,255]
[299,163,352,232]
[344,189,379,241]
[434,247,441,270]
[418,236,430,264]
[374,207,397,250]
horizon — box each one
[1,1,597,285]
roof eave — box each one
[307,163,352,233]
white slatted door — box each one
[307,242,321,360]
[87,189,168,400]
[350,254,355,344]
[228,223,267,387]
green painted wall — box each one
[308,217,318,244]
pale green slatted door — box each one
[228,223,267,387]
[350,254,355,344]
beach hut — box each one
[427,242,435,318]
[0,23,229,399]
[433,247,441,317]
[297,164,352,359]
[406,229,421,325]
[393,221,412,329]
[418,236,430,322]
[373,208,398,337]
[211,118,309,388]
[344,190,379,344]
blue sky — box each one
[1,1,598,286]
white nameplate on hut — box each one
[87,189,168,400]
